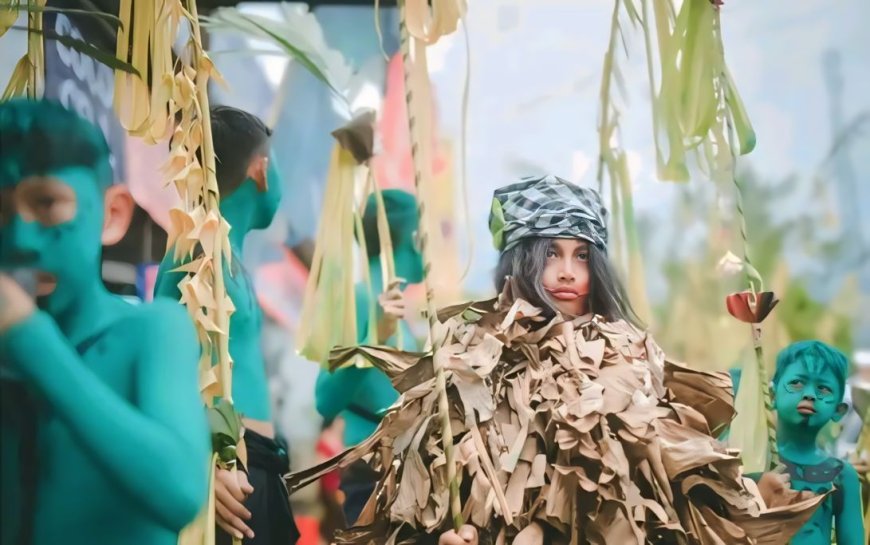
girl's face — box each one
[541,238,590,316]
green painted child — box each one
[0,99,209,544]
[154,106,299,544]
[314,189,423,525]
[771,340,865,545]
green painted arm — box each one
[314,285,374,420]
[2,305,209,531]
[835,462,865,545]
[314,366,368,421]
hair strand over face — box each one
[494,237,642,328]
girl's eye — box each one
[35,197,56,210]
[576,252,589,261]
[546,249,557,258]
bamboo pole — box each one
[729,150,779,469]
[398,1,463,530]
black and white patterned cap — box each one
[489,175,608,252]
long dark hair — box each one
[494,237,642,327]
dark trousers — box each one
[338,460,378,527]
[216,430,300,545]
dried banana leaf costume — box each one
[289,176,822,544]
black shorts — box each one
[339,459,379,527]
[216,430,300,545]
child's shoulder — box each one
[109,297,195,341]
[834,457,860,483]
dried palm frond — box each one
[850,386,870,540]
[288,285,825,544]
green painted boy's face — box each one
[219,154,281,232]
[0,167,105,316]
[773,358,847,430]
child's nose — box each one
[1,216,42,265]
[557,260,576,281]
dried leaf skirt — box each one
[289,295,822,545]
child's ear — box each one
[832,402,849,423]
[101,185,135,246]
[246,155,268,192]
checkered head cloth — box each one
[489,175,608,252]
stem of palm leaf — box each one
[727,113,779,470]
[398,1,463,531]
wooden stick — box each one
[398,1,463,530]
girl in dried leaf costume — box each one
[289,175,823,545]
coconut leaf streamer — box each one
[334,110,404,350]
[146,0,234,410]
[641,0,755,182]
[297,143,361,366]
[599,0,775,468]
[653,0,775,469]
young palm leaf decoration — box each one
[1,1,141,100]
[297,139,361,365]
[598,0,775,469]
[298,110,404,367]
[117,1,237,542]
[596,0,652,323]
[2,0,46,99]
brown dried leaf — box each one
[513,521,544,545]
[664,359,736,436]
[331,109,376,164]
